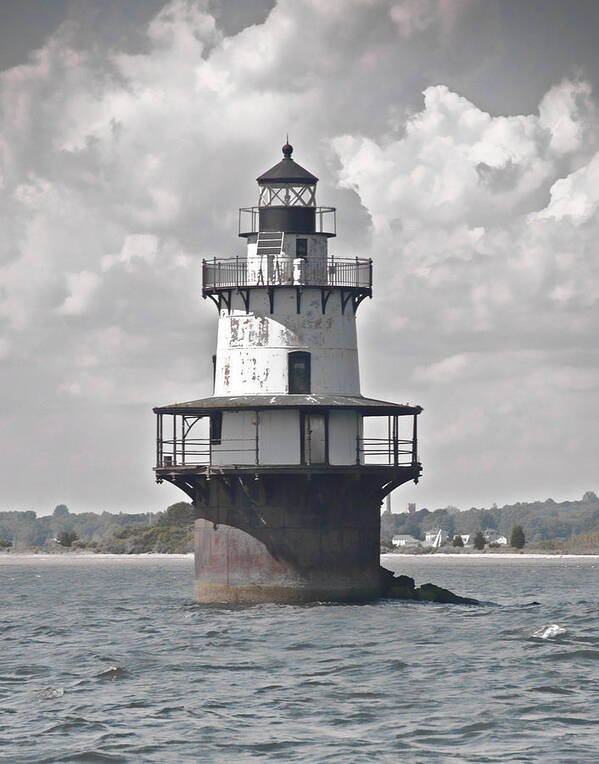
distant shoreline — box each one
[0,551,193,563]
[3,550,599,564]
[381,552,599,560]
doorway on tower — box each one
[301,412,328,465]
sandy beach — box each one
[0,552,194,565]
[3,551,599,566]
[381,552,599,562]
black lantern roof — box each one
[257,143,318,184]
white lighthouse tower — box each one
[154,142,422,603]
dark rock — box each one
[416,582,479,606]
[379,565,396,592]
[379,566,479,605]
[388,574,418,600]
[389,583,419,600]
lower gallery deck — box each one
[152,396,422,603]
[154,396,421,471]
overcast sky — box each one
[1,0,598,515]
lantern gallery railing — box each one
[238,206,336,236]
[203,256,372,294]
[155,413,418,469]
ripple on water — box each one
[40,752,124,763]
[94,666,130,681]
[38,686,65,700]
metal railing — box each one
[359,437,415,466]
[238,206,336,236]
[159,437,256,467]
[203,256,372,293]
[156,418,417,469]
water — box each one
[2,554,599,762]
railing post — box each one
[156,414,160,467]
[182,416,186,465]
[255,411,259,465]
[393,416,399,466]
[412,414,418,464]
[173,414,177,466]
[355,430,360,465]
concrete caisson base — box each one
[192,470,414,604]
[194,519,380,603]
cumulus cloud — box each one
[536,151,599,223]
[57,271,100,315]
[331,75,599,506]
[332,78,599,334]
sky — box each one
[1,0,598,515]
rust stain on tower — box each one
[153,142,422,603]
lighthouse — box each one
[154,142,422,603]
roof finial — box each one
[282,136,293,159]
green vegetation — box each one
[99,502,196,553]
[3,491,599,554]
[510,525,525,549]
[0,501,196,552]
[473,530,485,550]
[381,491,599,550]
[57,530,79,547]
[452,534,464,547]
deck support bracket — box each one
[321,288,333,314]
[238,288,250,314]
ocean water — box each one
[2,554,599,762]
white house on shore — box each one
[424,529,448,548]
[392,534,421,548]
[485,530,508,545]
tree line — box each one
[382,491,599,548]
[451,526,525,549]
[0,502,195,550]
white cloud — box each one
[57,271,100,316]
[538,78,595,156]
[58,381,81,396]
[413,353,470,384]
[536,151,599,223]
[101,234,159,271]
[390,0,438,38]
[333,78,599,334]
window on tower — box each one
[209,412,222,445]
[295,238,308,258]
[288,351,311,394]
